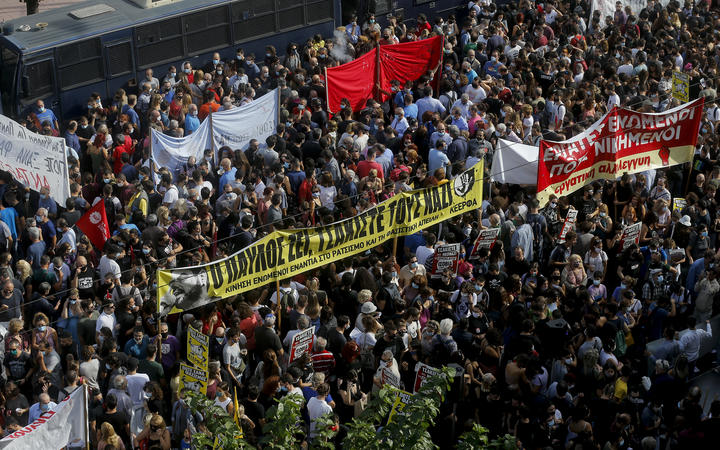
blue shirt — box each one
[185,114,200,135]
[428,148,451,176]
[40,220,57,248]
[0,207,18,240]
[124,335,150,359]
[64,131,80,152]
[403,104,419,120]
[121,163,138,182]
[27,241,47,269]
[35,108,58,129]
[219,168,237,193]
[39,196,57,218]
[404,231,426,255]
[122,105,140,126]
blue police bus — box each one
[0,0,462,122]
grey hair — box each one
[297,315,310,330]
[28,227,41,241]
[113,375,127,390]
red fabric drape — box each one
[326,48,378,113]
[378,35,444,102]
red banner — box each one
[378,36,443,102]
[326,49,377,114]
[537,98,704,205]
[76,200,110,251]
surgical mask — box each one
[217,70,223,75]
[438,131,445,135]
[657,275,664,283]
[70,299,77,305]
[184,68,191,74]
[620,283,627,289]
[410,262,418,269]
[593,279,600,286]
[216,337,225,344]
[170,72,176,78]
[213,59,219,65]
[412,282,419,289]
[41,194,47,200]
[80,124,88,129]
[475,284,482,291]
[369,19,375,23]
[10,349,18,356]
[142,248,150,254]
[471,312,480,318]
[40,404,49,411]
[391,271,397,278]
[38,326,47,332]
[35,215,42,222]
[39,107,45,113]
[144,392,152,399]
[702,231,709,237]
[103,178,110,183]
[105,364,112,370]
[312,192,320,198]
[135,337,143,344]
[298,104,305,110]
[550,202,557,208]
[266,53,272,58]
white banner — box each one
[490,139,538,186]
[151,89,279,177]
[0,385,86,449]
[211,88,279,155]
[151,118,213,178]
[0,114,70,206]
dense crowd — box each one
[5,0,720,448]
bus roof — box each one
[2,0,232,55]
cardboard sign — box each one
[558,209,578,243]
[413,362,440,393]
[289,327,315,363]
[387,388,413,424]
[380,365,401,388]
[672,71,690,103]
[187,325,210,371]
[431,243,462,278]
[621,222,642,250]
[179,363,208,395]
[469,228,500,259]
[673,197,686,212]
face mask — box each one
[657,276,664,283]
[412,282,419,289]
[593,280,600,286]
[213,59,219,65]
[298,104,305,110]
[39,107,45,113]
[70,299,77,305]
[217,70,223,75]
[105,364,112,370]
[410,262,418,269]
[266,53,272,58]
[103,179,110,184]
[170,72,176,78]
[40,404,49,411]
[369,19,375,23]
[142,248,150,255]
[184,68,191,74]
[702,231,709,237]
[80,124,88,129]
[472,312,480,318]
[144,392,152,399]
[438,131,445,136]
[161,332,168,339]
[550,202,557,208]
[312,192,320,198]
[10,349,18,356]
[216,337,224,345]
[38,326,47,332]
[135,337,143,344]
[391,271,397,278]
[35,215,43,222]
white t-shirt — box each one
[415,246,435,266]
[307,397,333,437]
[96,311,117,337]
[163,185,179,205]
[127,372,150,407]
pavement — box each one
[1,0,86,22]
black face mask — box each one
[161,332,168,339]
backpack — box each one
[527,213,545,257]
[614,326,627,357]
[278,288,294,334]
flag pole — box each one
[84,384,90,450]
[275,277,282,332]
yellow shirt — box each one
[614,378,627,401]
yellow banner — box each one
[672,71,690,103]
[156,161,483,315]
[187,325,209,371]
[179,363,208,395]
[387,388,413,424]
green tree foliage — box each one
[185,391,250,449]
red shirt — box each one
[356,160,384,180]
[199,101,219,121]
[112,144,132,174]
[298,178,315,204]
[311,350,336,375]
[415,21,431,37]
[239,315,259,351]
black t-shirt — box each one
[76,266,95,300]
[6,394,29,426]
[115,310,137,349]
[242,399,265,437]
[326,328,347,358]
[4,352,31,382]
[96,410,131,448]
[254,326,282,358]
[138,359,164,383]
[78,317,97,347]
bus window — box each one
[23,59,54,102]
[278,0,305,30]
[307,0,334,23]
[136,17,184,68]
[0,47,19,115]
[183,5,231,55]
[57,39,104,90]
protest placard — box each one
[431,243,462,278]
[289,327,314,363]
[187,325,210,371]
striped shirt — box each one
[311,350,336,375]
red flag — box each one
[378,36,443,102]
[326,48,377,114]
[76,200,111,250]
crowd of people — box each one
[6,0,720,448]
